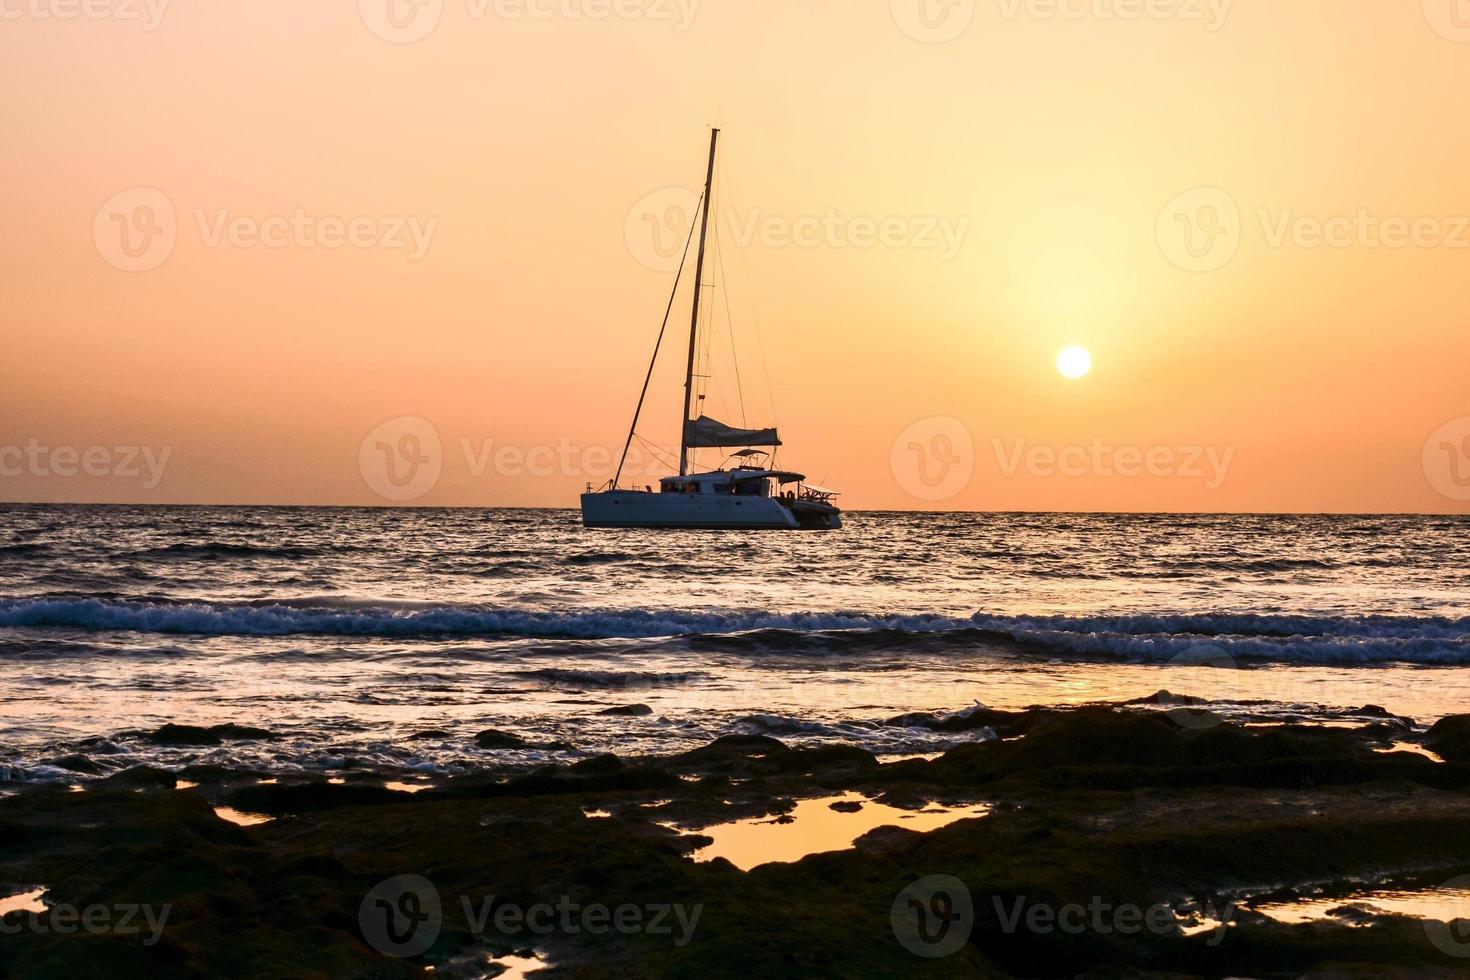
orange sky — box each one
[2,0,1468,512]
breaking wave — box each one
[968,612,1470,665]
[0,598,1467,664]
[0,597,961,641]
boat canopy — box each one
[683,416,781,449]
[659,467,806,487]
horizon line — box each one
[0,501,1464,519]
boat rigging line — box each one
[611,189,704,490]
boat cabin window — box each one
[657,474,777,496]
[661,481,710,494]
[732,478,770,497]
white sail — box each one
[683,416,781,449]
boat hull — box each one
[582,491,822,530]
[788,499,843,531]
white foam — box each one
[2,599,1467,664]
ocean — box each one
[1,505,1467,782]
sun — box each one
[1056,346,1093,380]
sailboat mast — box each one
[679,127,720,477]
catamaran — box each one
[581,129,842,531]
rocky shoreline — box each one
[3,697,1470,978]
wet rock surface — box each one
[475,729,530,750]
[597,704,656,717]
[3,699,1470,978]
[139,724,278,747]
[1426,714,1470,763]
